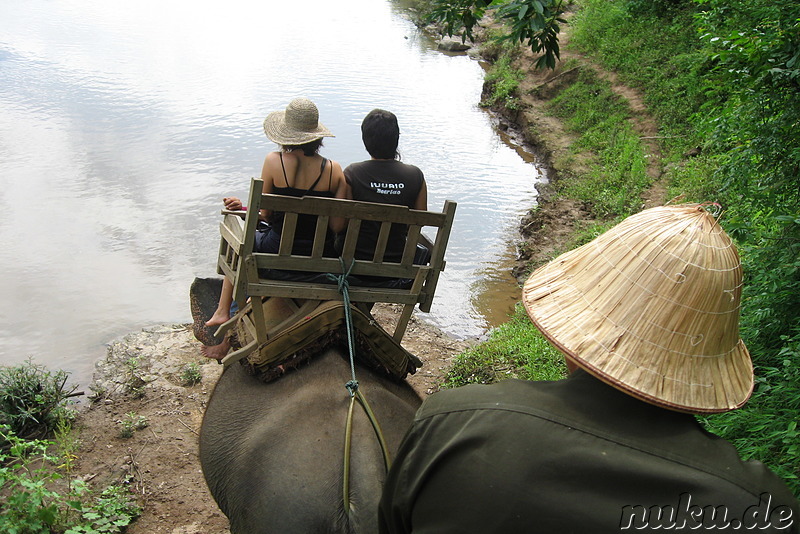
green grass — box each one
[545,68,650,218]
[482,54,525,110]
[443,304,567,388]
[570,0,707,147]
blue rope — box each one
[326,258,358,397]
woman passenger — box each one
[204,98,346,346]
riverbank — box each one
[471,13,666,280]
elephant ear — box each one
[189,277,226,346]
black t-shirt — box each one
[344,159,425,262]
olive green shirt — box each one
[379,370,799,533]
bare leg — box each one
[205,278,234,327]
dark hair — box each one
[283,138,324,157]
[361,109,400,160]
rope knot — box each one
[345,379,359,397]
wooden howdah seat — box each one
[211,177,457,374]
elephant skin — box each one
[199,347,422,533]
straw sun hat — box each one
[522,204,753,413]
[263,97,334,145]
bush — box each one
[482,54,525,110]
[0,360,79,444]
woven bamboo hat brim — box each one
[522,204,753,414]
[263,97,334,145]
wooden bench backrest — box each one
[215,177,456,342]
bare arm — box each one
[414,179,428,211]
[259,153,277,221]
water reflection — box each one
[0,0,541,387]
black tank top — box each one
[268,154,335,241]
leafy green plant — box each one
[122,357,146,398]
[0,427,140,533]
[180,362,202,387]
[64,484,142,533]
[426,0,567,68]
[0,359,79,443]
[118,413,149,439]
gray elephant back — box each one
[199,347,422,534]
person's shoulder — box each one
[344,159,369,169]
[264,150,281,162]
[396,160,424,179]
[327,158,343,172]
[343,159,368,175]
[416,379,548,419]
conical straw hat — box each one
[522,204,753,413]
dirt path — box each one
[71,12,666,533]
[478,9,666,276]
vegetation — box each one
[569,0,800,494]
[444,304,567,387]
[482,54,525,110]
[0,362,141,533]
[0,360,79,445]
[545,67,650,218]
[179,362,203,387]
[118,413,149,439]
[425,0,800,494]
[0,429,140,533]
[421,0,568,68]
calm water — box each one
[0,0,542,388]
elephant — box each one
[199,347,423,534]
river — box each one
[0,0,542,388]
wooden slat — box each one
[418,200,456,312]
[340,219,361,261]
[260,194,446,226]
[231,179,265,305]
[372,222,391,263]
[278,213,298,256]
[252,254,428,279]
[219,222,244,256]
[216,255,236,281]
[245,281,421,304]
[311,216,329,258]
[401,225,422,266]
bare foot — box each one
[201,339,231,360]
[205,309,230,328]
